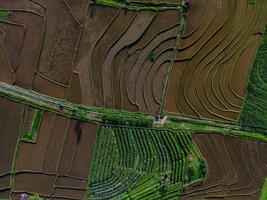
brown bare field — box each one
[74,5,119,106]
[0,0,45,88]
[51,188,85,200]
[68,122,99,178]
[0,0,45,14]
[0,0,79,91]
[57,120,78,175]
[0,96,23,176]
[32,74,67,99]
[36,0,80,86]
[16,112,55,171]
[164,0,267,122]
[12,10,44,89]
[13,173,55,196]
[67,72,82,104]
[42,116,69,173]
[0,190,10,199]
[0,97,22,198]
[51,176,88,199]
[0,21,24,72]
[181,134,267,200]
[0,1,183,117]
[0,174,10,190]
[0,31,14,84]
[64,0,89,24]
[55,176,88,189]
[10,110,99,199]
[73,6,181,116]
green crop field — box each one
[239,26,267,129]
[260,178,267,200]
[87,125,207,199]
[0,10,10,22]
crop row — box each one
[87,125,207,199]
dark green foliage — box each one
[148,52,156,62]
[239,26,267,129]
[76,105,154,127]
[248,0,256,4]
[102,113,153,127]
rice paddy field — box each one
[0,0,267,199]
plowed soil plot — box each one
[0,96,23,198]
[74,5,181,116]
[164,0,267,122]
[13,112,99,199]
[0,0,83,98]
[181,134,267,200]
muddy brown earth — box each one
[67,72,82,104]
[11,110,99,199]
[0,95,98,198]
[181,134,267,200]
[74,6,181,116]
[0,0,264,120]
[0,0,182,117]
[164,0,267,122]
[0,97,23,197]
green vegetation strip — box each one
[1,82,267,143]
[239,25,267,129]
[260,178,267,200]
[0,82,153,127]
[22,109,43,142]
[0,10,10,22]
[92,0,182,11]
[163,120,267,143]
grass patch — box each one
[22,109,43,142]
[163,117,267,143]
[0,10,10,22]
[260,178,267,200]
[185,156,207,184]
[29,194,44,200]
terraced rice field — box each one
[2,0,265,123]
[164,0,267,123]
[181,134,267,200]
[1,0,267,199]
[88,125,206,199]
[0,0,184,117]
[74,5,182,116]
